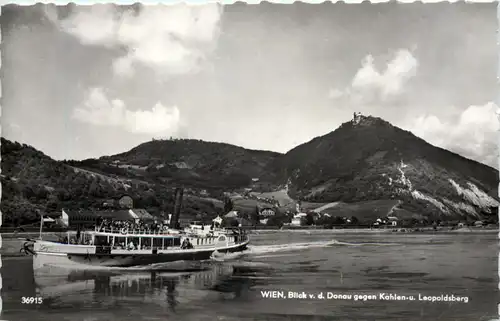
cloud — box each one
[73,88,181,135]
[407,101,499,167]
[54,4,222,77]
[329,49,418,102]
[352,49,418,97]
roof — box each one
[63,209,134,221]
[131,208,154,221]
[225,211,238,218]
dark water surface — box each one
[1,231,498,321]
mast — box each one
[38,212,43,240]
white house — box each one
[291,213,308,226]
[163,214,173,225]
[260,208,276,217]
[212,215,223,226]
[387,216,398,227]
[59,209,70,227]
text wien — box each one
[261,291,313,299]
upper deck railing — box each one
[91,224,248,239]
[93,227,179,236]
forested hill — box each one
[0,138,221,226]
[2,113,499,226]
[272,114,499,221]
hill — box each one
[66,138,281,194]
[2,113,498,226]
[0,138,223,226]
[271,113,499,222]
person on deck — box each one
[181,238,194,249]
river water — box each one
[1,230,498,321]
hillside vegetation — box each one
[271,115,499,222]
[1,138,222,226]
[2,114,498,226]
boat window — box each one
[173,237,181,247]
[141,237,152,249]
[95,235,108,245]
[81,233,92,245]
[114,237,126,248]
[152,238,162,248]
[128,237,140,249]
[164,238,173,247]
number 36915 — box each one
[21,297,43,304]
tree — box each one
[350,216,359,225]
[266,215,286,228]
[251,206,260,225]
[223,197,234,214]
[304,213,315,226]
[222,217,239,227]
[333,216,345,226]
[45,194,59,212]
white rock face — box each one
[411,190,449,214]
[448,179,499,209]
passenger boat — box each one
[24,189,249,270]
[26,224,249,271]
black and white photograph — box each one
[0,2,499,321]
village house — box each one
[387,216,398,227]
[259,207,276,217]
[102,199,116,208]
[58,208,155,229]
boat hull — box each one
[33,240,249,270]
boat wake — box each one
[328,239,401,246]
[247,240,337,255]
[246,239,400,255]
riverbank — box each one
[249,227,499,234]
[2,227,497,258]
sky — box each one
[1,3,498,169]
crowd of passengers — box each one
[97,218,167,234]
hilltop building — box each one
[353,112,363,125]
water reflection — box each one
[34,263,257,312]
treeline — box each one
[0,138,223,226]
